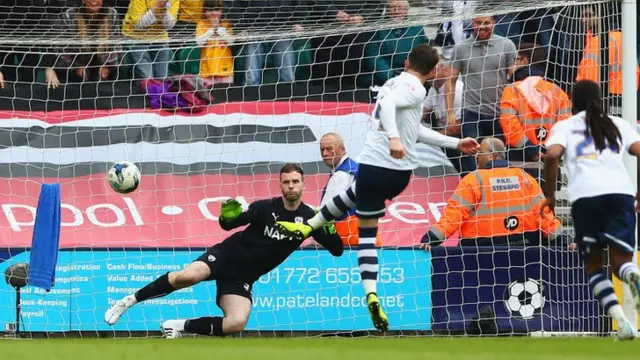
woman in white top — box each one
[543,79,640,340]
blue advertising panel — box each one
[0,249,431,332]
[430,246,600,333]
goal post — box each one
[0,0,635,338]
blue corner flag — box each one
[28,183,61,291]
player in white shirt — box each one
[543,80,640,341]
[272,44,480,331]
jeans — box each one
[128,44,171,80]
[459,109,503,177]
[244,40,295,86]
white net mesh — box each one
[0,0,633,337]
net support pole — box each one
[621,0,638,331]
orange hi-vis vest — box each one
[500,76,572,149]
[429,162,562,242]
[576,31,640,95]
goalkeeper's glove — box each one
[220,198,243,221]
[322,221,337,235]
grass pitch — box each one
[0,337,637,360]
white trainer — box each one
[161,319,186,339]
[104,294,137,325]
[626,272,640,312]
[616,320,636,341]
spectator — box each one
[0,0,63,88]
[49,0,121,84]
[176,0,203,34]
[445,15,517,177]
[309,0,384,86]
[227,0,306,86]
[195,0,233,86]
[575,4,639,116]
[494,9,556,49]
[420,137,562,248]
[359,0,428,87]
[122,0,180,87]
[422,62,464,173]
[431,0,475,61]
[500,42,572,162]
[318,132,382,247]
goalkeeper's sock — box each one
[184,316,225,336]
[358,226,379,296]
[134,272,176,302]
[308,182,356,229]
[589,269,627,324]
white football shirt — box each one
[545,111,640,203]
[358,72,427,171]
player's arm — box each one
[541,123,567,214]
[310,228,344,257]
[218,199,258,231]
[375,83,425,158]
[417,125,479,155]
[619,121,640,212]
[445,60,461,128]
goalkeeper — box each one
[104,163,343,338]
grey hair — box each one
[485,137,506,160]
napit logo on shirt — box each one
[489,177,521,192]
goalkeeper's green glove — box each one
[322,221,337,235]
[220,199,243,221]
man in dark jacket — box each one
[227,0,308,86]
[308,0,385,87]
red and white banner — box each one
[0,173,461,248]
[0,101,462,248]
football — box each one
[504,278,546,320]
[107,161,141,194]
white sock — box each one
[610,304,629,325]
[619,262,640,284]
[363,279,377,295]
[165,319,186,332]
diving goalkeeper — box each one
[104,163,343,338]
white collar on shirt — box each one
[331,155,348,174]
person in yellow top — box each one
[122,0,180,84]
[195,0,234,85]
[178,0,203,24]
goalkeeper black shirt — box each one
[215,197,343,283]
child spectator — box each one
[195,0,233,86]
[122,0,180,88]
[49,0,121,83]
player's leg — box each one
[573,195,635,340]
[274,181,357,239]
[161,282,252,338]
[104,261,211,325]
[355,164,412,332]
[602,195,640,313]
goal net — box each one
[0,0,633,337]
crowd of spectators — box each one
[0,0,636,92]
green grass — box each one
[0,337,637,360]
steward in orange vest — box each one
[421,139,562,247]
[500,74,572,161]
[576,31,639,96]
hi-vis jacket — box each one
[576,31,640,95]
[428,160,561,243]
[500,76,572,150]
